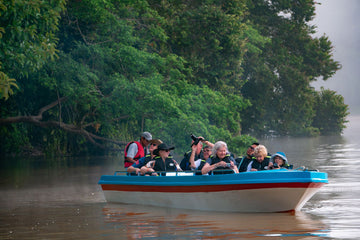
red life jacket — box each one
[124,141,145,168]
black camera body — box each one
[190,134,202,146]
[269,162,279,170]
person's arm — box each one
[140,165,156,175]
[246,161,254,172]
[127,166,140,175]
[201,161,227,175]
[189,145,197,170]
[201,163,212,175]
[125,143,138,164]
[229,160,239,173]
[201,139,214,148]
[173,160,182,171]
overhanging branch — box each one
[0,97,127,150]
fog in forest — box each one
[311,0,360,115]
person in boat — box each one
[189,145,212,174]
[123,131,152,168]
[145,143,182,175]
[201,141,239,175]
[268,151,291,169]
[180,135,214,171]
[246,145,271,171]
[126,139,162,175]
[235,142,259,172]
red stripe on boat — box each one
[101,182,325,193]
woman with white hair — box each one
[247,145,271,171]
[201,141,239,175]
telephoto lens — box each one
[190,134,200,146]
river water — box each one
[1,115,360,239]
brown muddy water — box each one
[1,115,360,239]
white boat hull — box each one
[99,170,328,212]
[102,184,323,212]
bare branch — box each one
[0,98,126,150]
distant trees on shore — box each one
[0,0,348,156]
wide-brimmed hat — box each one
[141,131,152,141]
[153,143,175,155]
[271,152,288,164]
[149,139,163,145]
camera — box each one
[190,134,203,146]
[273,163,279,168]
[225,163,231,168]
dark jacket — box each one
[153,156,178,172]
[208,154,235,174]
[236,156,253,172]
[131,154,152,168]
[180,150,203,171]
[248,155,271,171]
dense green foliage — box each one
[0,0,348,157]
[313,87,349,135]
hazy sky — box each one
[311,0,360,115]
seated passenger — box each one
[180,135,214,171]
[126,139,162,175]
[201,141,239,175]
[246,145,271,171]
[235,142,259,172]
[268,152,292,169]
[189,145,212,174]
[124,131,152,168]
[145,143,182,175]
[180,136,204,171]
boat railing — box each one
[114,170,198,176]
[294,166,319,172]
[114,169,237,176]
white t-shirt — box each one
[193,159,202,170]
[127,142,148,158]
[126,143,138,158]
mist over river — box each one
[1,115,359,239]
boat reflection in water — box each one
[102,203,329,239]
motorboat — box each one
[98,169,328,212]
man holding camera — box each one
[180,134,214,171]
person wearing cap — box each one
[268,152,291,169]
[124,132,152,168]
[126,139,162,175]
[145,143,182,174]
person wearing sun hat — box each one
[268,151,291,169]
[145,143,182,174]
[126,139,162,175]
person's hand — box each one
[250,168,258,171]
[268,162,274,169]
[140,166,154,175]
[216,161,226,168]
[191,144,197,151]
